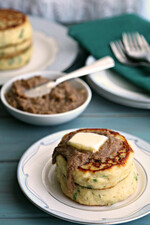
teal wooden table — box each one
[0,64,150,224]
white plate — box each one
[0,16,78,85]
[86,56,150,109]
[17,129,150,224]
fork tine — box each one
[135,32,143,48]
[141,35,150,52]
[110,40,128,65]
[110,42,121,59]
[110,39,150,67]
[118,40,125,52]
[128,33,135,49]
[110,41,124,62]
[132,33,140,50]
[122,32,137,51]
[115,41,125,57]
[110,40,137,66]
[135,32,150,52]
[125,32,140,50]
[110,41,125,58]
[117,40,129,60]
[122,33,131,51]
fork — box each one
[110,40,150,67]
[122,32,150,63]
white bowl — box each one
[1,71,92,126]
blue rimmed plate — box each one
[17,129,150,224]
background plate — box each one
[17,129,150,225]
[86,56,150,109]
[0,16,78,85]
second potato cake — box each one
[0,9,32,70]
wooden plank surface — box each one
[0,78,150,225]
[0,217,150,225]
[0,91,150,161]
[0,162,150,224]
[0,115,150,161]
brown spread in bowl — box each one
[5,76,87,114]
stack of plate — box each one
[86,56,150,109]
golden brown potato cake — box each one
[0,9,32,47]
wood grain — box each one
[0,76,150,225]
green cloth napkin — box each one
[68,14,150,93]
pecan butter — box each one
[5,76,86,114]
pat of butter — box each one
[68,132,108,152]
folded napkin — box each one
[69,14,150,93]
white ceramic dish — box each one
[17,129,150,224]
[0,16,78,85]
[86,56,150,109]
[0,71,91,126]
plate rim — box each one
[86,56,150,105]
[29,16,79,71]
[87,77,150,109]
[17,128,150,224]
